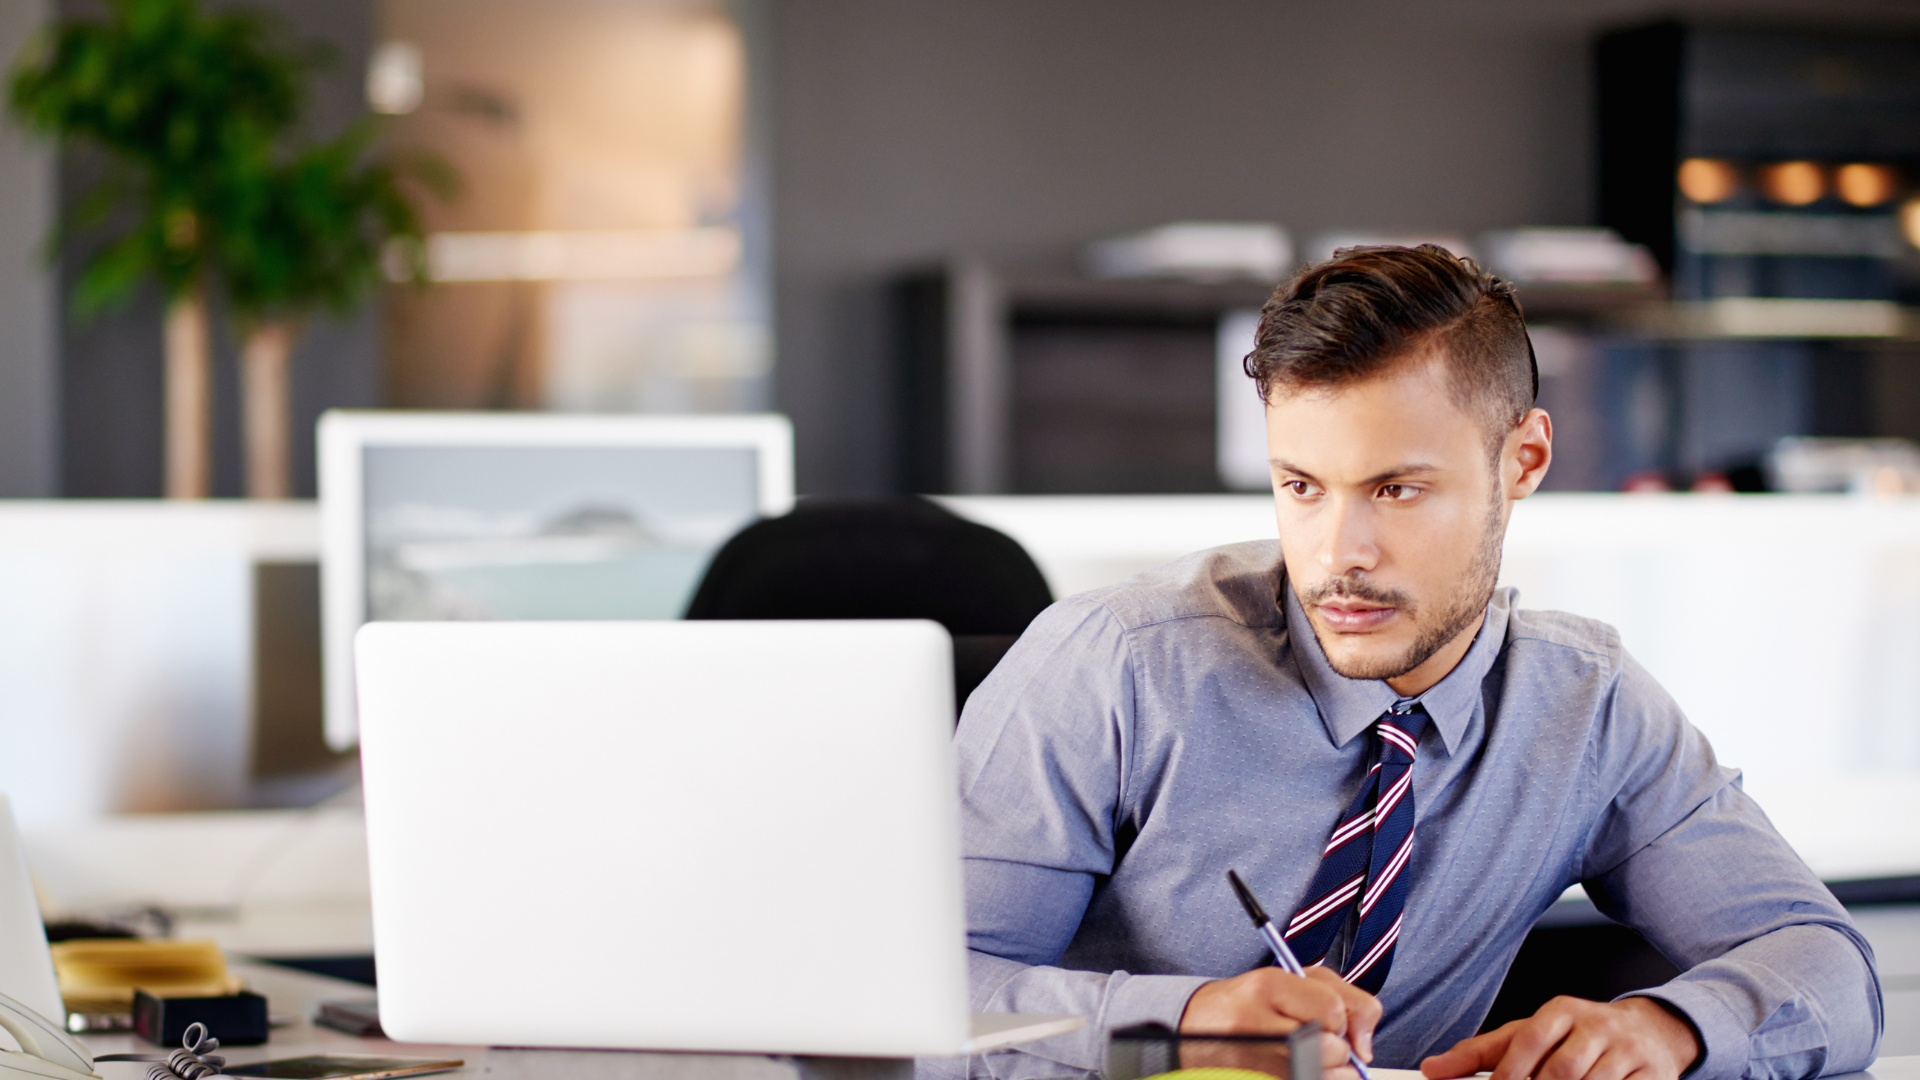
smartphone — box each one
[221,1055,465,1080]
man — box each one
[944,247,1880,1080]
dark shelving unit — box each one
[891,264,1271,495]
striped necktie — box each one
[1281,704,1428,995]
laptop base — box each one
[481,1047,910,1080]
[475,1014,1085,1080]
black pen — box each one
[1227,870,1376,1080]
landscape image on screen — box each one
[363,444,760,621]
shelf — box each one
[1608,298,1920,341]
[997,273,1274,321]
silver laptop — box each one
[0,794,63,1025]
[355,620,1079,1058]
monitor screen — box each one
[363,444,759,621]
[321,412,794,749]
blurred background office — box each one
[4,0,1920,1052]
[5,0,1918,502]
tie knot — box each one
[1375,707,1427,762]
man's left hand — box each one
[1420,996,1701,1080]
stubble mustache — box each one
[1298,574,1416,613]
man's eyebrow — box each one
[1269,459,1319,483]
[1362,463,1442,485]
[1269,461,1443,486]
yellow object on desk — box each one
[48,940,242,1015]
[1140,1070,1282,1080]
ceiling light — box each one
[1902,197,1920,250]
[367,41,424,116]
[1835,163,1898,208]
[1759,161,1825,206]
[1677,158,1739,204]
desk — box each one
[75,961,924,1080]
[70,962,1920,1080]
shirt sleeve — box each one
[935,598,1212,1079]
[1582,655,1883,1080]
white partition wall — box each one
[0,501,318,826]
[938,494,1281,599]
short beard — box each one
[1298,497,1505,682]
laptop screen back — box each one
[355,620,970,1057]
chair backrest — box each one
[684,497,1054,713]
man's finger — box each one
[1581,1046,1646,1080]
[1535,1025,1606,1080]
[1303,967,1384,1062]
[1421,1026,1514,1079]
[1258,970,1352,1037]
[1317,1031,1357,1071]
[1490,1009,1576,1080]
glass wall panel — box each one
[376,0,767,413]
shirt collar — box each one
[1281,572,1511,757]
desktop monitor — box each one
[318,411,794,750]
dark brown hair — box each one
[1244,245,1537,449]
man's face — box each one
[1265,351,1547,694]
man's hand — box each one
[1180,966,1381,1079]
[1420,996,1701,1080]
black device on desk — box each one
[1108,1022,1323,1080]
[313,999,383,1038]
[132,989,269,1046]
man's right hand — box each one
[1179,966,1381,1078]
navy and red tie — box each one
[1281,704,1428,995]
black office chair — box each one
[684,497,1054,718]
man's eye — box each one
[1284,480,1317,497]
[1380,484,1416,500]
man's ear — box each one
[1506,408,1553,499]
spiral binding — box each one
[96,1021,225,1080]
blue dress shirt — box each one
[944,542,1881,1080]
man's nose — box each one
[1318,496,1380,578]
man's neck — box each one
[1384,611,1487,698]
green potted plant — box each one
[8,0,305,498]
[217,122,446,498]
[9,0,447,498]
